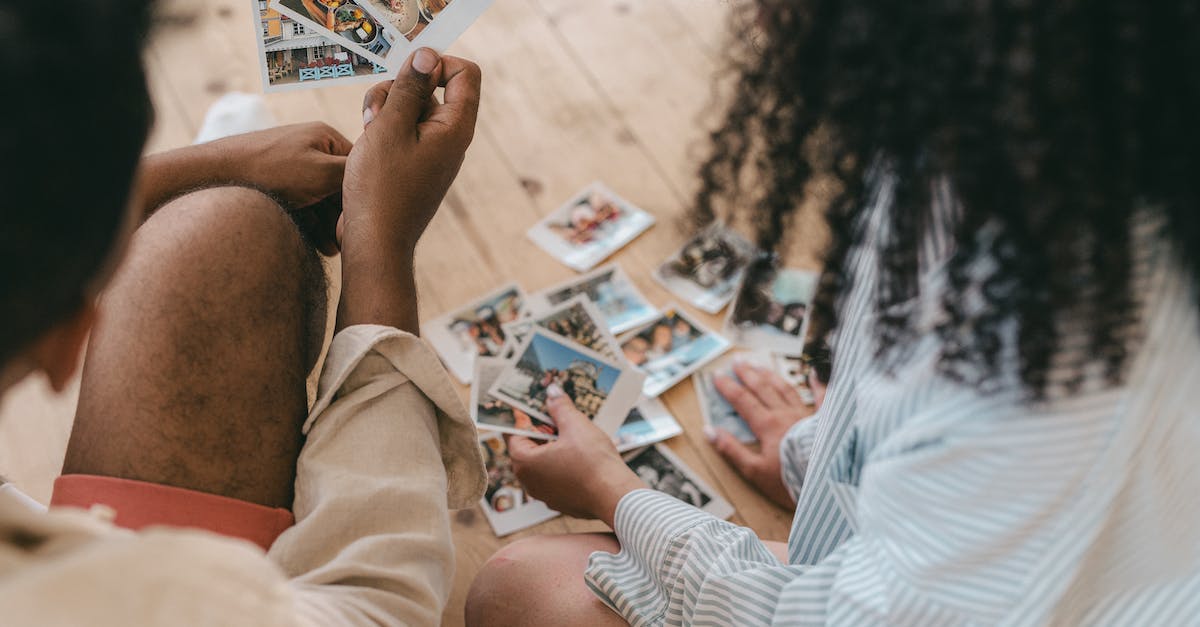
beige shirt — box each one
[0,325,487,627]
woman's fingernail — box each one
[703,425,718,443]
[412,48,439,75]
[362,107,375,126]
[546,385,565,400]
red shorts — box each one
[51,474,294,551]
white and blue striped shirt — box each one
[584,184,1200,625]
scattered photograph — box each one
[653,223,759,314]
[772,353,816,406]
[271,0,398,67]
[254,2,387,91]
[489,329,644,435]
[478,433,560,536]
[613,397,683,453]
[527,182,656,272]
[502,296,622,361]
[620,306,731,398]
[532,264,659,335]
[723,265,818,355]
[693,350,775,444]
[623,444,734,519]
[357,0,495,56]
[422,283,527,383]
[471,357,557,440]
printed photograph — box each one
[256,3,385,90]
[471,358,557,440]
[622,445,733,519]
[724,265,818,355]
[653,223,759,314]
[490,331,623,423]
[527,183,656,272]
[613,397,683,453]
[273,0,396,63]
[478,434,560,536]
[538,264,659,335]
[360,0,453,42]
[503,296,620,360]
[620,308,730,397]
[693,351,775,444]
[423,283,526,383]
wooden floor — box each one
[0,1,823,624]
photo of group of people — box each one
[528,183,656,272]
[537,265,659,335]
[423,283,526,383]
[654,224,758,313]
[724,265,818,356]
[472,358,557,439]
[620,308,730,398]
[503,296,619,360]
[622,445,733,519]
[478,434,560,536]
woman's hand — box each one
[508,392,645,528]
[706,362,821,510]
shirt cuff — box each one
[306,324,486,509]
[780,417,819,503]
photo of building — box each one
[257,1,383,86]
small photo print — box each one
[502,296,622,361]
[357,0,494,57]
[534,264,659,335]
[614,397,683,453]
[422,283,527,383]
[772,353,816,406]
[254,3,387,91]
[724,266,818,355]
[527,182,656,272]
[693,351,775,444]
[271,0,398,67]
[623,444,734,519]
[479,433,560,536]
[620,306,731,398]
[653,223,759,314]
[471,357,557,440]
[489,329,644,435]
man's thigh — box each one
[63,186,328,509]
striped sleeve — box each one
[779,418,819,502]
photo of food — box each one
[620,308,730,397]
[477,434,560,535]
[527,183,655,271]
[539,265,659,334]
[255,4,383,90]
[653,223,759,313]
[724,265,818,355]
[491,331,622,422]
[275,0,395,60]
[360,0,453,41]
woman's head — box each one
[697,0,1199,396]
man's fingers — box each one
[361,80,392,127]
[378,48,442,131]
[714,373,768,428]
[708,428,762,479]
[732,362,788,409]
[422,55,481,145]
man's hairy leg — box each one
[63,186,329,509]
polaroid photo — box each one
[270,0,399,67]
[253,2,389,92]
[531,264,659,335]
[472,357,557,440]
[527,182,656,272]
[488,329,645,436]
[355,0,494,60]
[422,283,527,384]
[772,353,816,406]
[724,267,818,355]
[478,433,560,536]
[623,444,734,519]
[502,295,623,361]
[619,305,731,398]
[693,350,775,444]
[653,223,759,314]
[613,397,683,453]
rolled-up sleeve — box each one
[267,325,486,627]
[779,418,819,503]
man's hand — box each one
[508,393,645,528]
[706,362,820,510]
[208,122,353,209]
[337,48,481,333]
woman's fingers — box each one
[714,373,769,429]
[706,427,762,480]
[731,361,789,409]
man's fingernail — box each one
[703,425,718,443]
[412,48,439,75]
[362,107,375,126]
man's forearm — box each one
[136,143,238,221]
[337,246,421,336]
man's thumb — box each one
[382,48,441,129]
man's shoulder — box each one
[0,521,297,626]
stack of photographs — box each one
[252,0,494,92]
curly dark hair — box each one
[695,0,1200,396]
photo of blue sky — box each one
[522,334,620,393]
